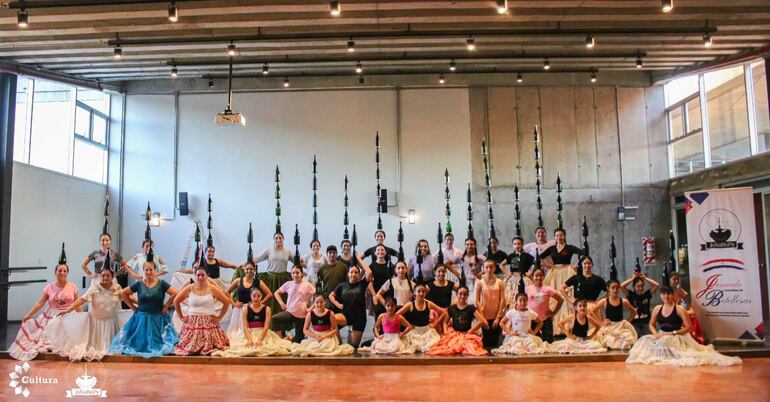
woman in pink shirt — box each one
[525,267,563,342]
[273,264,316,342]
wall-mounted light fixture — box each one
[408,209,416,224]
[150,212,161,226]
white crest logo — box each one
[8,362,31,398]
[65,366,107,398]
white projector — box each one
[215,109,246,126]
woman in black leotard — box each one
[548,299,606,354]
[626,286,741,366]
[592,279,638,350]
[224,261,273,335]
[397,284,447,352]
[291,294,354,356]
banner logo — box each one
[65,361,108,399]
[698,209,743,250]
[7,362,59,398]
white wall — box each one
[9,163,107,320]
[121,88,472,270]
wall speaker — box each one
[179,192,189,216]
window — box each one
[666,59,769,177]
[752,61,770,153]
[12,76,110,184]
[705,66,751,164]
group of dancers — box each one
[8,225,741,368]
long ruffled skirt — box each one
[8,308,62,361]
[492,334,547,355]
[596,320,638,350]
[547,337,607,354]
[543,264,574,335]
[225,306,245,336]
[259,272,293,331]
[426,329,488,356]
[626,334,741,367]
[173,314,229,355]
[170,273,233,328]
[211,328,292,357]
[291,329,355,357]
[44,310,133,361]
[503,273,531,310]
[403,326,441,353]
[360,333,413,355]
[108,311,179,358]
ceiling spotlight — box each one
[636,55,643,68]
[496,0,508,14]
[227,42,238,56]
[168,2,179,22]
[661,0,673,12]
[347,39,355,52]
[17,8,28,28]
[171,65,178,78]
[590,71,597,83]
[283,77,290,88]
[466,36,476,51]
[585,34,595,49]
[262,63,269,75]
[703,33,713,47]
[543,58,551,70]
[439,74,446,84]
[449,59,457,72]
[113,45,122,59]
[208,78,214,88]
[359,75,365,84]
[355,61,363,74]
[516,72,523,83]
[330,1,341,16]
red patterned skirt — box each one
[426,328,488,356]
[173,314,229,356]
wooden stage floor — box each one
[1,357,769,401]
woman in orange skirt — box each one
[427,285,489,356]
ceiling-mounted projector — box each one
[215,56,245,126]
[216,109,245,125]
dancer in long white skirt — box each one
[46,268,129,361]
[9,247,80,361]
[493,293,546,355]
[223,261,272,336]
[503,236,535,310]
[592,279,638,350]
[398,284,446,352]
[292,294,354,357]
[626,286,741,367]
[212,287,292,357]
[361,297,414,354]
[541,228,585,335]
[548,299,607,354]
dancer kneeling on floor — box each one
[109,261,179,358]
[626,286,741,367]
[592,279,638,350]
[291,294,354,356]
[493,293,546,355]
[548,299,606,354]
[173,268,231,355]
[329,263,376,349]
[212,287,292,357]
[427,285,489,356]
[362,297,413,354]
[397,284,446,352]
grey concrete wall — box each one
[467,85,671,281]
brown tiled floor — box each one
[2,358,768,401]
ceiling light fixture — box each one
[543,58,551,70]
[355,61,363,74]
[283,77,290,88]
[439,74,446,84]
[516,72,523,83]
[17,9,28,28]
[661,0,673,12]
[703,33,713,47]
[168,2,179,22]
[113,45,122,59]
[636,55,643,68]
[590,71,597,83]
[585,34,595,49]
[208,78,214,88]
[262,63,269,75]
[496,0,508,14]
[171,65,178,78]
[347,39,355,52]
[227,42,238,56]
[216,57,246,126]
[466,36,476,51]
[359,75,365,84]
[449,59,457,72]
[330,1,341,16]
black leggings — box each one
[117,273,129,309]
[532,317,553,343]
[271,311,306,342]
[481,319,501,348]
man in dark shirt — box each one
[318,245,349,298]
